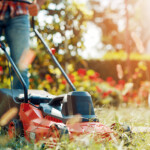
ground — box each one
[95,106,150,150]
[1,106,150,149]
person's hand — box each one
[0,2,2,10]
[28,3,39,16]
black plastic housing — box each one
[62,91,96,118]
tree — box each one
[88,0,136,52]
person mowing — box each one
[0,0,45,89]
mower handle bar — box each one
[0,42,28,103]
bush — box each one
[29,67,123,107]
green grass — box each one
[1,107,150,149]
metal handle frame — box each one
[0,42,28,103]
[32,18,76,91]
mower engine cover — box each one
[62,91,95,119]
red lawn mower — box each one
[0,0,129,148]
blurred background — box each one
[1,0,150,108]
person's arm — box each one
[28,0,46,16]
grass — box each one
[1,106,150,149]
[96,106,150,127]
[95,106,150,150]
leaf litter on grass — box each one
[1,107,150,149]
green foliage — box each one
[32,0,92,63]
[0,54,11,88]
[30,67,123,107]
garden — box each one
[1,0,150,149]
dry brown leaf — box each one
[18,49,36,70]
[0,107,18,126]
[66,114,82,125]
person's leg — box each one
[5,15,30,89]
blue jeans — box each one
[0,14,30,89]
